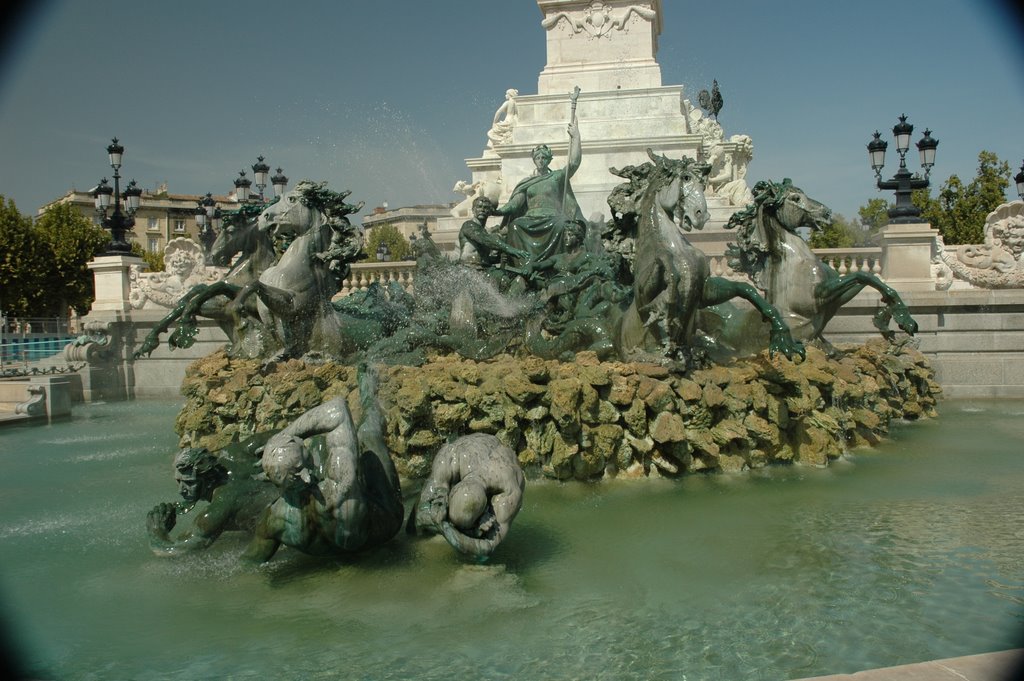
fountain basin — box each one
[0,398,1021,680]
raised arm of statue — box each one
[566,121,582,177]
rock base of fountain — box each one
[176,341,940,481]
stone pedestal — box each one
[88,254,145,312]
[881,222,940,291]
[458,0,753,238]
[537,0,663,95]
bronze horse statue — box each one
[527,151,805,367]
[225,181,366,361]
[134,203,274,358]
[724,179,918,351]
[134,181,365,360]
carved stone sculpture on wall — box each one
[933,200,1024,289]
[541,2,657,39]
[129,238,228,310]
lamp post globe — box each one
[252,156,270,200]
[234,171,252,203]
[271,168,289,199]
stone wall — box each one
[176,341,940,481]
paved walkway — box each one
[793,649,1023,681]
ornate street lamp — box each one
[233,171,252,202]
[1015,161,1024,200]
[92,137,141,254]
[252,155,270,201]
[195,192,222,253]
[200,193,222,230]
[867,115,938,224]
[271,167,289,198]
[376,242,390,262]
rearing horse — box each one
[724,179,918,350]
[227,182,364,361]
[133,203,275,358]
[615,151,805,364]
[134,181,359,360]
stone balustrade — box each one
[814,247,884,277]
[337,261,418,297]
[347,248,886,290]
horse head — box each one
[208,204,264,266]
[645,149,709,232]
[259,180,365,257]
[751,179,832,234]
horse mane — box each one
[608,150,709,220]
[723,178,794,283]
[295,180,365,225]
[222,202,265,229]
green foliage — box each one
[131,241,166,273]
[0,196,48,316]
[34,202,111,315]
[913,150,1011,245]
[364,223,411,262]
[808,213,871,249]
[857,198,889,244]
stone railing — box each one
[814,247,884,277]
[337,262,417,297]
[340,248,889,295]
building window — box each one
[173,219,186,233]
[147,238,160,253]
[147,217,159,231]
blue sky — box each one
[0,0,1022,224]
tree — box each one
[808,213,869,249]
[131,241,166,273]
[364,223,411,263]
[0,196,49,316]
[857,198,890,245]
[913,150,1011,245]
[34,202,110,315]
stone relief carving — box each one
[450,177,504,218]
[486,89,519,149]
[15,385,46,416]
[129,238,228,310]
[933,200,1024,289]
[541,2,657,38]
[707,134,754,206]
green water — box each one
[0,400,1022,680]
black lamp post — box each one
[376,242,391,262]
[868,114,938,224]
[195,192,222,251]
[92,137,141,254]
[271,167,289,199]
[1015,161,1024,200]
[252,156,270,201]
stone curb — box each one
[791,649,1024,681]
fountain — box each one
[6,2,1022,678]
